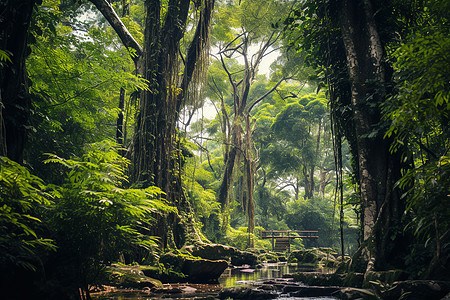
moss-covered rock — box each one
[106,264,163,289]
[259,252,279,263]
[288,248,336,266]
[140,264,186,283]
[158,251,228,283]
[292,272,346,287]
[257,251,288,263]
[182,258,228,283]
[184,243,258,266]
[184,243,234,260]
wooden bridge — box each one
[260,230,319,252]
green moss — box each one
[258,252,280,263]
[105,264,163,288]
[288,248,332,265]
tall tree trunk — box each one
[116,87,125,149]
[218,122,242,209]
[244,113,255,245]
[339,0,404,270]
[93,0,215,248]
[216,31,281,238]
[0,0,36,163]
[308,118,322,199]
[132,0,214,201]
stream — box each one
[93,263,339,299]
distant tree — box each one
[207,0,298,243]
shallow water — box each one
[219,262,316,287]
[93,263,338,299]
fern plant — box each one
[0,156,55,271]
[44,140,174,292]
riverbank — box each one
[92,260,450,300]
[92,262,341,299]
[91,276,343,299]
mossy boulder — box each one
[159,251,228,283]
[184,243,234,260]
[183,258,228,283]
[288,248,336,266]
[292,272,346,287]
[258,251,287,263]
[106,264,163,289]
[184,243,258,266]
[140,264,186,283]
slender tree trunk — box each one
[116,87,125,148]
[0,0,36,163]
[218,122,241,208]
[244,113,255,244]
[308,118,322,198]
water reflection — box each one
[94,263,337,299]
[219,262,313,287]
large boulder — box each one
[159,252,228,283]
[106,264,163,289]
[288,248,336,266]
[182,258,228,283]
[292,272,353,287]
[140,264,186,283]
[184,243,258,266]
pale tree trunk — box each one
[319,170,329,197]
[308,118,322,199]
[339,0,404,271]
[216,31,283,239]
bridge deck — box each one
[260,230,319,252]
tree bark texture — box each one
[339,0,404,269]
[0,0,36,163]
[244,113,255,243]
[91,0,215,248]
[132,0,215,205]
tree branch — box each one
[246,77,286,114]
[89,0,143,63]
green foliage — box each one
[0,157,56,271]
[44,140,172,284]
[0,49,12,64]
[26,0,146,182]
[224,226,271,251]
[398,156,450,267]
[385,28,450,152]
[381,1,450,275]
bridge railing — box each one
[260,230,319,239]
